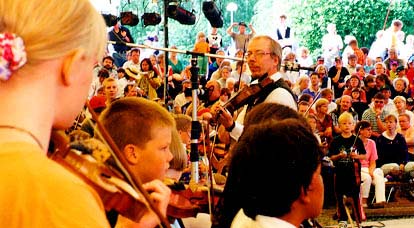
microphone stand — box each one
[107,40,243,184]
[189,53,201,184]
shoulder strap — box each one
[276,29,283,40]
[254,78,298,108]
[285,27,291,38]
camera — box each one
[281,61,315,72]
[184,87,209,102]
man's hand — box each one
[215,105,234,129]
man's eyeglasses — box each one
[246,50,272,59]
[374,100,384,104]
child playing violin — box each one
[98,97,174,228]
[329,112,366,222]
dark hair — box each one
[123,84,138,97]
[376,73,392,86]
[244,103,305,130]
[97,69,110,78]
[226,119,322,219]
[117,67,126,73]
[140,58,157,76]
[213,103,317,227]
[102,55,114,63]
[364,74,375,84]
[298,93,313,103]
[360,47,369,55]
[220,87,231,97]
[355,120,371,131]
[373,92,386,100]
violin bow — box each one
[304,90,322,117]
[236,40,248,91]
[86,101,172,228]
[200,119,216,215]
[351,125,362,151]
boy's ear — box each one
[123,144,139,165]
[61,49,85,86]
[298,186,312,204]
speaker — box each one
[167,2,196,25]
[142,13,162,26]
[102,14,118,27]
[202,1,223,28]
[120,11,139,26]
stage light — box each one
[102,14,118,27]
[120,11,139,26]
[142,13,162,26]
[202,0,223,28]
[167,1,196,25]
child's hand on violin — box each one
[340,151,347,158]
[350,151,358,159]
[142,179,171,217]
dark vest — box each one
[248,78,298,111]
[277,27,291,40]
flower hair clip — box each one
[0,33,27,81]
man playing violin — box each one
[216,35,297,141]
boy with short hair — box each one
[329,112,366,222]
[98,97,174,228]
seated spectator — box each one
[391,96,414,127]
[330,95,359,137]
[362,92,389,139]
[314,98,333,145]
[343,74,367,103]
[292,75,310,98]
[351,88,369,120]
[376,114,408,181]
[302,72,321,100]
[363,74,379,104]
[356,121,386,207]
[397,113,414,161]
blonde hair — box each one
[338,112,354,124]
[173,114,192,132]
[393,95,406,104]
[169,129,188,171]
[0,0,107,66]
[102,77,117,88]
[315,98,329,110]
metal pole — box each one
[163,0,169,108]
[108,41,243,62]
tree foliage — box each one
[290,0,414,57]
[116,0,414,60]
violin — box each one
[222,74,273,115]
[49,130,148,222]
[49,101,172,228]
